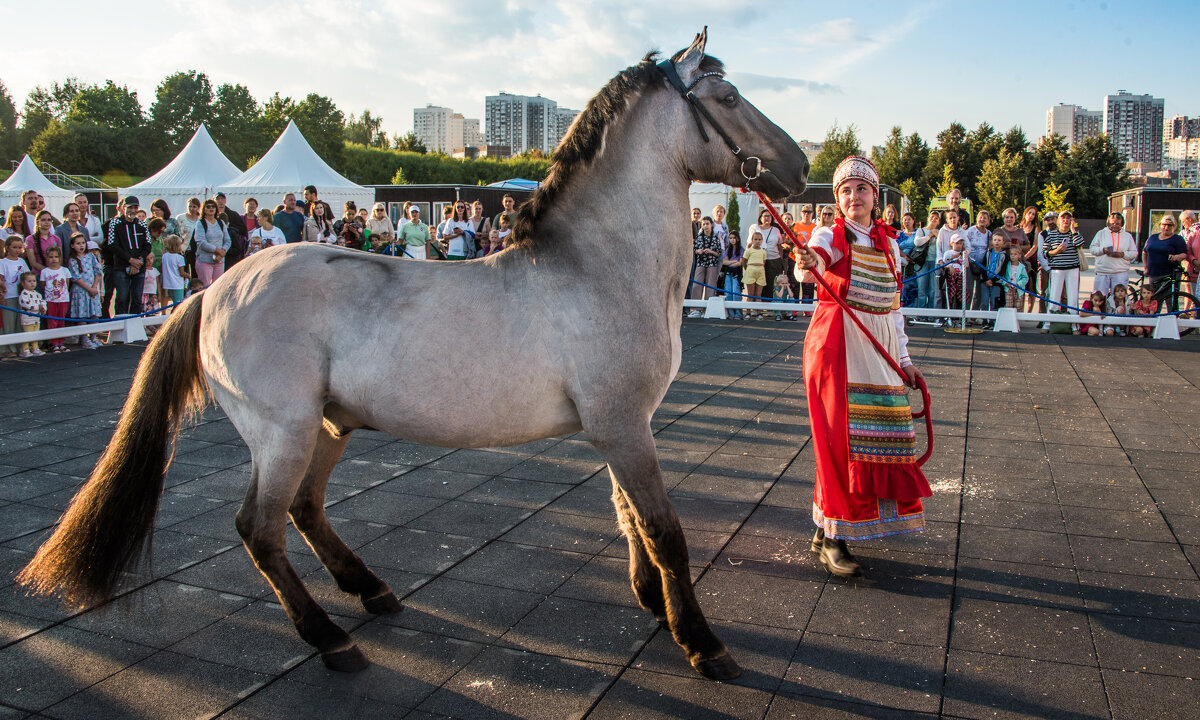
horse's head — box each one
[663,29,808,202]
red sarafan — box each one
[17,28,809,681]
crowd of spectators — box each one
[0,185,522,359]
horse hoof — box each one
[362,591,403,615]
[692,651,742,681]
[322,645,370,673]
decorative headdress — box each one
[832,156,879,194]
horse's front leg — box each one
[592,422,740,681]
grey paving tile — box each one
[781,633,943,714]
[381,576,543,644]
[65,580,253,649]
[456,477,569,510]
[326,488,445,526]
[1068,535,1197,579]
[426,449,524,476]
[328,458,410,488]
[0,503,62,544]
[498,595,659,665]
[220,677,412,720]
[950,597,1095,664]
[167,599,327,673]
[695,568,821,631]
[356,527,483,576]
[406,500,532,539]
[444,541,589,595]
[588,667,775,719]
[377,466,488,500]
[1089,613,1200,676]
[941,649,1109,720]
[1062,505,1177,543]
[500,510,619,554]
[1101,668,1200,720]
[765,694,936,718]
[956,558,1084,610]
[959,524,1075,568]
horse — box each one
[18,30,808,681]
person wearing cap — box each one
[397,205,430,259]
[106,196,152,315]
[1041,210,1086,330]
[794,156,930,579]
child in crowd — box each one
[68,233,102,349]
[1004,245,1028,310]
[185,278,205,298]
[1,236,31,358]
[741,231,767,319]
[1108,284,1131,336]
[17,271,45,357]
[943,236,965,309]
[39,246,72,353]
[246,235,264,257]
[772,273,796,321]
[141,252,160,315]
[722,230,744,320]
[981,233,1009,312]
[160,235,189,309]
[1130,285,1158,337]
[1080,290,1113,337]
[496,215,512,246]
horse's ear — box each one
[673,27,708,81]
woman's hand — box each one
[902,364,925,389]
[797,246,820,270]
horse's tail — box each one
[17,294,209,609]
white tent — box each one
[0,155,77,218]
[119,124,241,216]
[688,183,759,239]
[216,120,374,213]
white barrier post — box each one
[993,307,1020,333]
[110,316,148,344]
[703,295,728,319]
[1154,314,1180,340]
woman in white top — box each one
[366,202,395,253]
[249,209,287,249]
[303,202,337,244]
[747,208,783,291]
[175,197,201,246]
[441,201,474,260]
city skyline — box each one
[5,1,1199,151]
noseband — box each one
[655,59,763,185]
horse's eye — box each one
[722,93,738,107]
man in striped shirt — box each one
[1042,210,1086,328]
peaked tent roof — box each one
[120,124,242,213]
[0,155,77,215]
[217,120,374,210]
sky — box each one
[6,0,1199,150]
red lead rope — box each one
[752,191,934,467]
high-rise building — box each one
[1104,91,1164,164]
[1164,115,1200,186]
[1045,103,1102,147]
[413,105,482,154]
[485,93,577,155]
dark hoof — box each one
[692,651,742,681]
[362,591,403,615]
[820,538,863,578]
[322,645,370,673]
[810,527,824,552]
[654,614,670,631]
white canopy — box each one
[216,120,374,213]
[119,124,241,216]
[688,182,759,238]
[0,155,77,218]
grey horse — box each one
[19,30,809,680]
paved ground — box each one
[1,322,1198,720]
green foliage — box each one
[209,83,261,169]
[898,178,925,220]
[0,80,19,164]
[1040,182,1072,215]
[726,189,741,238]
[976,148,1024,220]
[21,78,84,144]
[150,71,214,153]
[67,81,143,128]
[1056,134,1130,217]
[345,110,388,148]
[292,93,346,167]
[31,121,156,176]
[935,162,957,197]
[808,123,863,183]
[392,131,426,154]
[343,143,552,185]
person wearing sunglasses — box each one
[1143,214,1188,305]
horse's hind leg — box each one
[593,422,740,681]
[611,482,667,626]
[289,421,402,615]
[236,426,368,672]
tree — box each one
[977,148,1024,221]
[67,81,143,128]
[0,79,19,164]
[726,189,741,237]
[344,109,388,148]
[1057,134,1130,218]
[935,162,958,198]
[21,78,84,146]
[898,178,927,223]
[392,131,426,154]
[807,123,862,183]
[291,93,345,167]
[150,71,214,153]
[209,83,261,169]
[1026,134,1068,208]
[1040,182,1072,215]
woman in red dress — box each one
[795,156,931,578]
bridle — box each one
[655,59,763,186]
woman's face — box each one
[1023,208,1037,224]
[819,208,834,225]
[1003,210,1017,226]
[759,212,772,227]
[152,206,165,219]
[37,214,51,232]
[884,206,896,222]
[927,211,940,228]
[246,200,258,214]
[701,219,713,234]
[837,181,873,222]
[901,215,915,231]
[472,202,483,215]
[203,203,217,217]
[714,207,725,221]
[189,201,200,214]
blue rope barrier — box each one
[687,260,955,302]
[6,299,186,323]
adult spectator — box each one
[21,191,38,223]
[1181,210,1200,297]
[398,205,429,258]
[712,204,729,250]
[688,216,722,316]
[150,199,180,237]
[883,203,901,231]
[75,194,103,245]
[248,209,286,249]
[1089,212,1137,295]
[298,185,319,214]
[791,204,816,244]
[25,210,62,275]
[945,187,969,226]
[965,210,992,311]
[367,202,396,253]
[817,205,835,228]
[100,198,125,318]
[334,201,364,249]
[994,207,1028,251]
[273,193,307,244]
[1,206,30,243]
[396,201,413,233]
[193,199,231,287]
[749,208,784,294]
[108,197,152,315]
[1143,214,1187,307]
[1042,210,1086,323]
[493,194,517,230]
[175,197,201,247]
[303,201,337,244]
[690,208,702,239]
[214,192,247,266]
[469,200,491,255]
[441,201,474,260]
[1030,211,1056,312]
[243,198,259,233]
[911,210,941,310]
[54,202,88,250]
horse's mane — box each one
[508,50,725,249]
